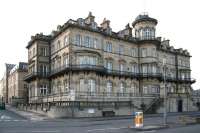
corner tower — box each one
[132,13,157,40]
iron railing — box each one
[24,72,49,81]
[28,91,160,103]
[177,78,196,83]
[25,65,195,84]
[50,64,163,79]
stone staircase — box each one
[144,97,163,114]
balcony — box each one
[105,69,137,78]
[177,78,196,84]
[24,72,49,82]
[138,73,162,79]
[167,92,190,97]
[71,65,105,72]
[136,37,161,44]
[50,64,105,77]
[49,64,164,80]
[164,76,177,82]
[50,65,69,77]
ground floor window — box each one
[40,84,47,96]
[106,81,113,96]
[88,79,96,96]
[143,85,159,95]
[119,82,126,96]
[131,83,138,96]
[64,79,69,92]
[79,79,85,93]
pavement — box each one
[0,107,200,133]
[5,105,50,121]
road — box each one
[0,109,200,133]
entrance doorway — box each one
[102,111,115,117]
[178,100,183,112]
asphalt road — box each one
[0,109,200,133]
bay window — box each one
[79,56,97,66]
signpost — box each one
[163,59,167,125]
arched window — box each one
[57,81,61,94]
[131,83,138,96]
[119,82,126,96]
[106,60,113,72]
[106,81,113,96]
[57,40,61,50]
[64,36,68,46]
[141,28,155,40]
[143,85,148,95]
[63,54,69,67]
[131,63,138,74]
[119,63,125,74]
[79,79,85,93]
[146,28,151,39]
[64,79,69,92]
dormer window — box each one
[91,22,97,30]
[77,18,85,26]
[106,28,112,35]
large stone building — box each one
[24,12,197,117]
[8,62,28,105]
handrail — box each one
[29,91,160,103]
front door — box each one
[178,100,183,112]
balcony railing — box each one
[50,64,163,79]
[138,73,162,79]
[24,72,49,81]
[177,78,196,83]
[29,91,160,103]
[105,69,138,77]
[71,64,105,72]
[163,76,177,82]
[50,64,105,76]
[50,65,69,76]
[25,65,195,84]
[136,37,161,41]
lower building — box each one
[1,64,15,103]
[7,62,28,105]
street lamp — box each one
[162,59,167,125]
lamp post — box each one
[163,59,167,125]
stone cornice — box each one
[26,34,51,49]
[26,18,190,57]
